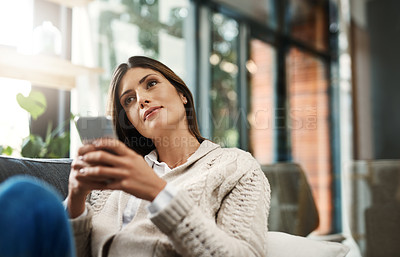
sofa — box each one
[0,155,72,199]
[0,155,349,257]
[345,160,400,257]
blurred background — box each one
[0,0,399,256]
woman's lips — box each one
[144,107,162,121]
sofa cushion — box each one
[0,156,72,199]
[266,232,350,257]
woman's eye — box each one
[124,96,136,106]
[147,80,157,88]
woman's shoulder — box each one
[202,145,269,194]
[204,144,262,172]
[197,140,262,173]
[220,146,258,163]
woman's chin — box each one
[144,121,183,138]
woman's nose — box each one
[138,93,150,108]
[140,100,150,108]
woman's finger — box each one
[73,178,110,190]
[92,138,129,156]
[76,166,128,180]
[75,173,112,183]
[77,144,97,156]
[81,150,127,167]
[69,172,110,192]
[71,158,90,171]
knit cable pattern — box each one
[219,166,269,241]
[88,190,112,216]
[160,150,271,257]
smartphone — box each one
[75,116,116,144]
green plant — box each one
[0,146,13,156]
[20,119,71,158]
[14,90,72,158]
[16,90,47,120]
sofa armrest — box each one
[266,232,349,257]
[0,156,72,199]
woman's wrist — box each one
[67,190,89,218]
[148,179,167,202]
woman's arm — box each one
[70,204,94,257]
[67,143,114,257]
[151,167,271,257]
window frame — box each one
[190,0,341,233]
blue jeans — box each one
[0,176,76,257]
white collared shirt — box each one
[122,150,177,227]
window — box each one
[248,39,276,165]
[0,0,33,49]
[0,0,33,155]
[0,79,31,154]
[88,0,190,109]
[210,13,240,147]
[285,0,329,51]
[200,0,337,234]
[287,48,332,233]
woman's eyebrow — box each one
[138,74,157,84]
[119,73,158,100]
[119,73,157,101]
[119,89,132,101]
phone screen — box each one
[75,116,116,143]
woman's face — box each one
[118,67,188,139]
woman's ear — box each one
[180,94,187,104]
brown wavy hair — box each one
[107,56,205,156]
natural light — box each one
[0,78,32,154]
[0,0,33,50]
[0,0,33,155]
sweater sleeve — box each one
[70,203,93,257]
[150,167,271,257]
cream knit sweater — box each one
[71,140,271,257]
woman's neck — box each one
[153,131,201,169]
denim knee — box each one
[0,175,75,257]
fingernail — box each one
[78,156,84,160]
[79,168,86,173]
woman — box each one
[67,56,271,257]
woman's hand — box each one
[68,143,109,218]
[74,138,167,202]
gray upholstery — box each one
[262,162,319,236]
[0,156,72,199]
[346,160,400,257]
